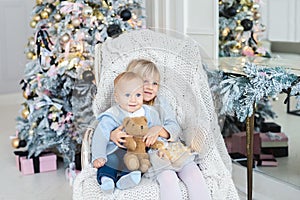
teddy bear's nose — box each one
[141,126,143,129]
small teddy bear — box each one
[123,116,164,173]
[159,142,193,168]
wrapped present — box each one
[260,132,288,157]
[260,122,281,133]
[224,136,233,153]
[256,154,278,167]
[14,151,57,175]
[231,132,261,156]
[75,153,82,170]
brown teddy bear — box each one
[123,116,164,173]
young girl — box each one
[111,59,211,200]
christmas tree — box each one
[219,0,270,57]
[218,0,274,137]
[14,0,145,166]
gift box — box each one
[14,151,57,175]
[231,132,261,156]
[224,136,233,153]
[260,132,288,157]
[260,122,281,133]
[256,154,278,167]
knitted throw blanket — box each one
[73,29,239,200]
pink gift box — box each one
[15,153,57,175]
[259,132,288,147]
[39,154,57,172]
[257,154,278,167]
[224,137,233,153]
[19,156,34,175]
[259,132,288,157]
[231,132,261,156]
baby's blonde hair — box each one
[114,71,143,92]
[126,59,160,82]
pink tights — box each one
[157,162,211,200]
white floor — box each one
[256,52,300,187]
[232,91,300,199]
[0,94,72,200]
[255,93,300,187]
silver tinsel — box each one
[220,62,300,122]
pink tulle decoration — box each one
[47,65,58,77]
[50,122,59,131]
[242,46,255,57]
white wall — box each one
[262,0,300,42]
[185,0,218,66]
[146,0,218,68]
[0,0,34,94]
[0,0,219,94]
[259,0,269,40]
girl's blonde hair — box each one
[126,59,160,105]
[126,59,160,82]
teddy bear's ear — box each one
[123,117,131,127]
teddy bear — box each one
[122,116,164,173]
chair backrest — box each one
[93,29,218,155]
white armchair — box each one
[73,29,239,200]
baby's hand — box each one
[93,158,106,168]
[110,125,132,148]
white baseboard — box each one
[232,163,300,200]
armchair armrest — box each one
[81,120,99,169]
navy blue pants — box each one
[97,148,130,185]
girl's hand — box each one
[93,158,106,168]
[110,125,132,148]
[143,126,163,147]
